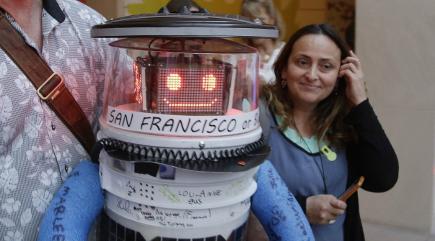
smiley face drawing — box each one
[156,66,229,114]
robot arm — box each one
[252,161,314,241]
[37,161,104,241]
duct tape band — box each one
[100,157,257,209]
[105,192,251,229]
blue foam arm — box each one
[252,161,315,241]
[37,161,104,241]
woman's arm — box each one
[345,99,399,192]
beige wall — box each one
[85,0,118,19]
[357,0,435,234]
[294,0,326,31]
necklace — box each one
[293,127,329,195]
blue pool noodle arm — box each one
[252,161,315,241]
[37,161,104,241]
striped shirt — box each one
[0,0,131,240]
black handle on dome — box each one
[158,0,209,14]
[91,0,278,38]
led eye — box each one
[202,74,216,91]
[167,73,181,91]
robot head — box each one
[106,37,257,114]
[98,37,269,171]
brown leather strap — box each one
[0,11,96,155]
[247,211,269,241]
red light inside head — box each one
[167,73,181,91]
[156,67,227,114]
[202,74,216,91]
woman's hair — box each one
[262,23,354,146]
[240,0,285,41]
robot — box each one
[37,1,314,241]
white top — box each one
[259,41,285,84]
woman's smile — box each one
[299,82,321,90]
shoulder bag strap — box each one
[0,11,96,155]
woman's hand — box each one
[339,50,367,106]
[306,194,347,225]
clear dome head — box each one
[100,37,263,156]
[104,38,259,116]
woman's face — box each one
[282,34,341,110]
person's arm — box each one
[345,99,399,192]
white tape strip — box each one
[100,160,257,209]
[106,104,260,137]
[105,192,251,228]
[99,120,262,150]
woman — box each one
[260,24,398,241]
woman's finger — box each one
[340,63,358,73]
[350,50,357,57]
[331,199,347,209]
[339,69,351,78]
[342,57,361,68]
[329,206,345,216]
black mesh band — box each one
[94,137,269,172]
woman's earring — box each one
[334,89,339,96]
[281,79,287,88]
